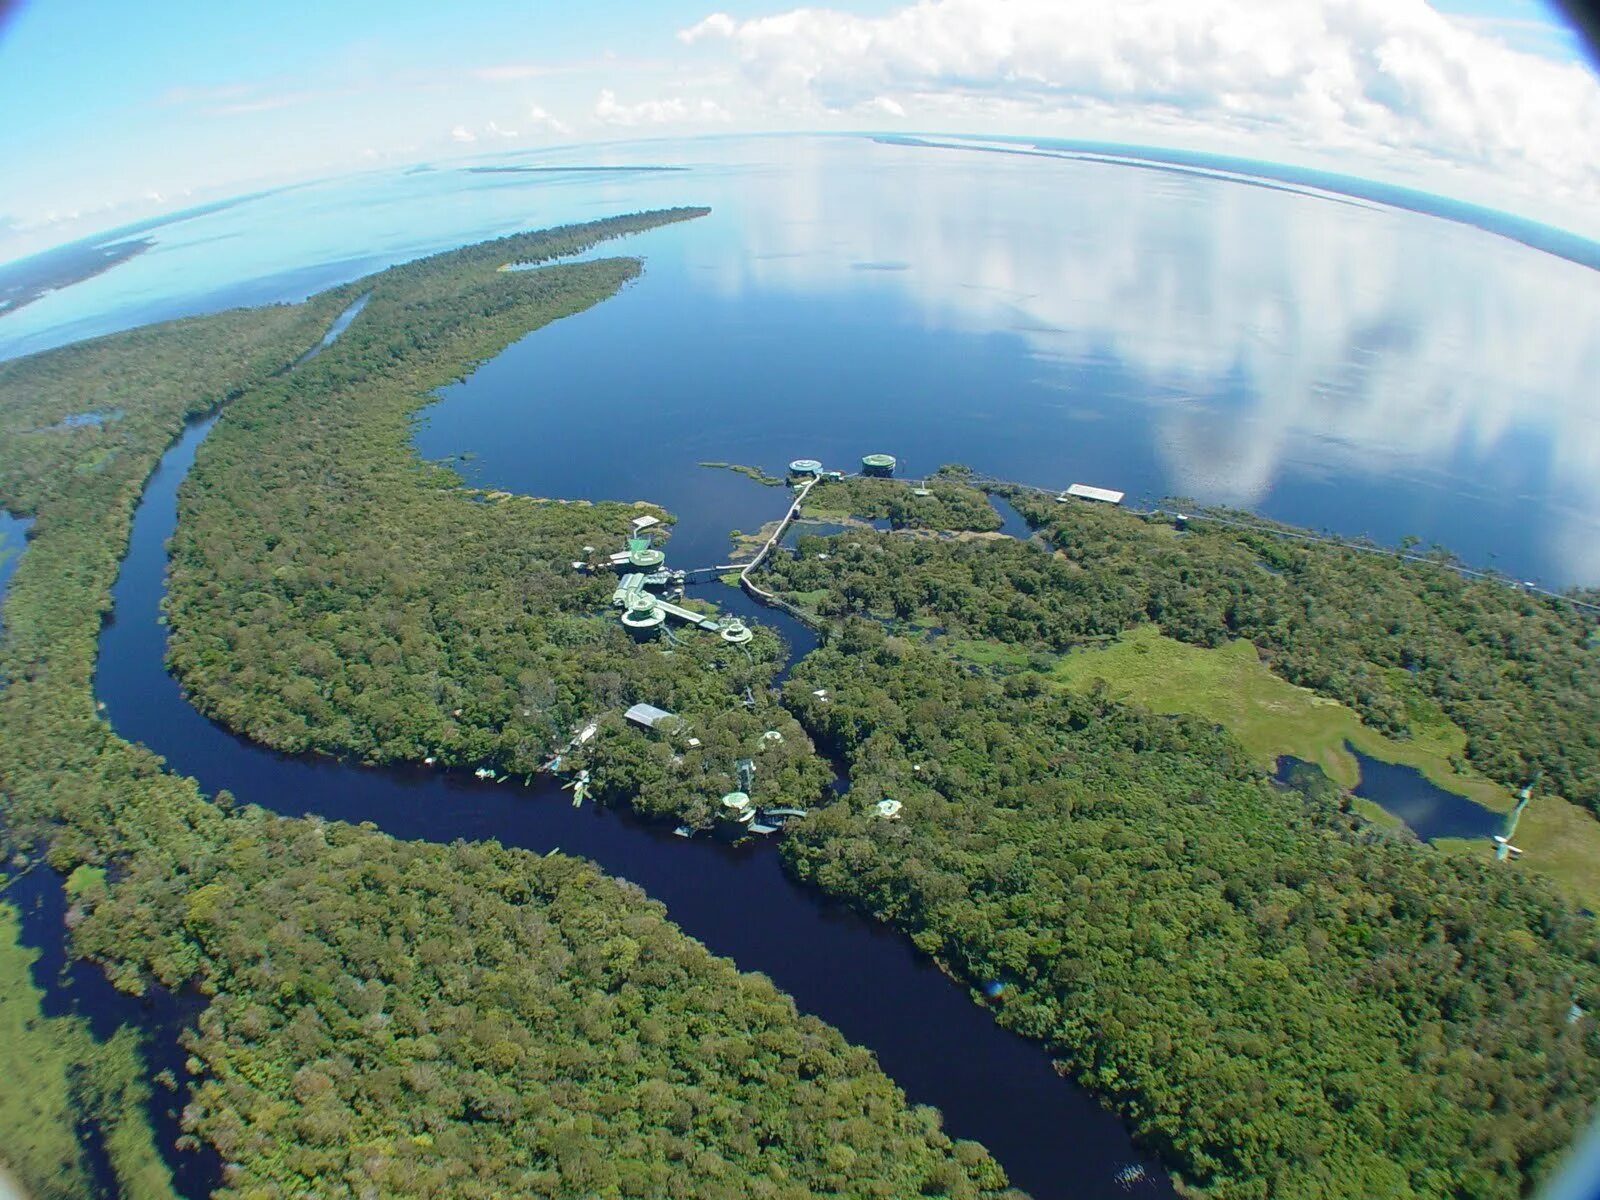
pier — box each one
[738,474,818,606]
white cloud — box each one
[470,63,553,83]
[680,0,1600,218]
[526,105,572,136]
[450,125,476,143]
[593,88,732,126]
[679,13,738,44]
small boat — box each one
[473,767,494,780]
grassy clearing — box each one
[785,588,831,608]
[1041,625,1504,802]
[1437,795,1600,912]
[951,625,1600,909]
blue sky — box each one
[1,0,1596,260]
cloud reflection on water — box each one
[698,138,1600,581]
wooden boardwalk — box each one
[738,476,817,607]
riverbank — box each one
[12,212,1598,1200]
[0,219,1099,1199]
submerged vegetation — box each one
[0,887,179,1200]
[0,215,1013,1198]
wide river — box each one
[5,132,1600,1197]
[7,133,1600,585]
[91,417,1172,1197]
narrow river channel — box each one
[88,416,1175,1198]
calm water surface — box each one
[9,132,1600,1198]
[3,134,1597,585]
[89,419,1173,1198]
[1348,747,1507,841]
[0,512,29,609]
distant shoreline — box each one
[877,133,1600,274]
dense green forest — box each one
[0,884,180,1200]
[761,488,1600,816]
[804,469,1003,534]
[16,210,1599,1200]
[777,621,1599,1200]
[0,216,1013,1198]
[164,209,819,822]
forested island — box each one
[0,213,1011,1199]
[1,211,1597,1200]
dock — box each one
[738,474,818,606]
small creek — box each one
[292,292,369,365]
[0,512,31,626]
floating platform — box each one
[1061,482,1125,505]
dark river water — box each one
[7,131,1598,1198]
[4,134,1598,586]
[88,417,1174,1197]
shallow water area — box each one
[1347,746,1506,841]
[0,867,222,1199]
[0,511,30,605]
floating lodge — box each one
[469,450,1151,839]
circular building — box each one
[720,791,756,824]
[719,619,754,645]
[861,453,897,477]
[628,546,666,570]
[620,597,665,639]
[788,458,824,477]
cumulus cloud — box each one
[680,0,1600,211]
[526,105,572,136]
[593,88,732,127]
[450,125,476,143]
